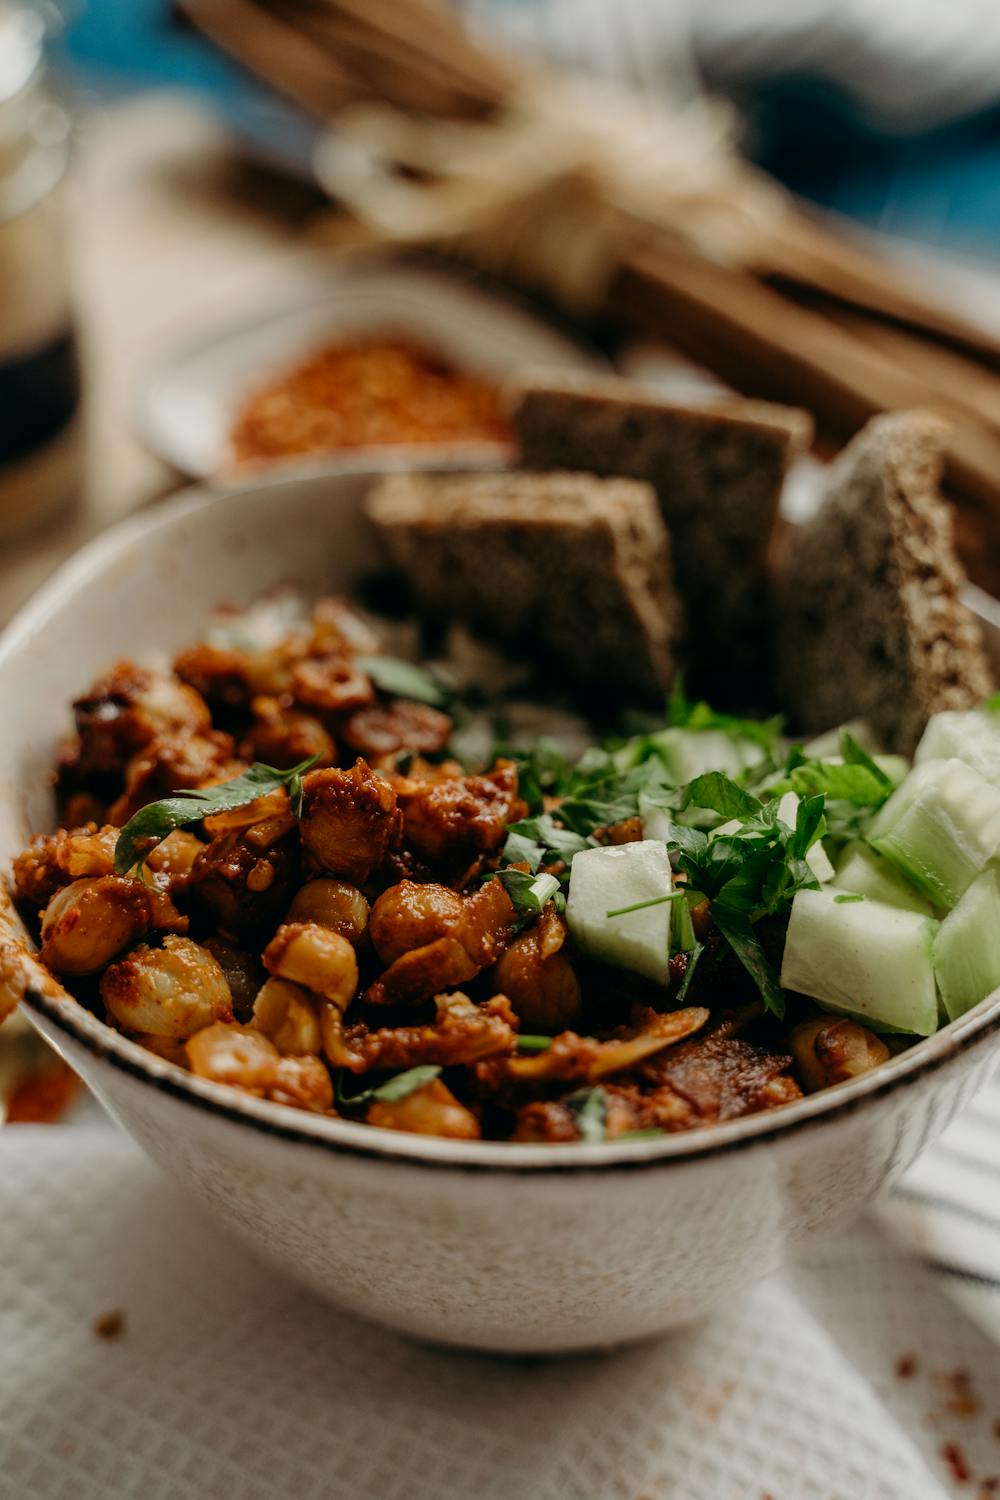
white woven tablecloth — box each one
[3,1077,1000,1500]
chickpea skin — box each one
[287,879,369,946]
[263,922,358,1012]
[40,877,152,977]
[101,935,233,1038]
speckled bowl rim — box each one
[7,465,1000,1174]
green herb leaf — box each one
[356,655,447,706]
[984,692,1000,715]
[775,759,891,808]
[834,892,866,904]
[710,901,786,1018]
[517,814,591,862]
[114,755,322,874]
[675,941,704,1003]
[615,1127,666,1142]
[336,1064,442,1110]
[497,869,561,919]
[606,892,683,919]
[788,794,826,860]
[684,771,760,821]
[840,731,893,787]
[566,1086,607,1143]
[667,677,784,750]
[372,1065,442,1102]
[517,1035,553,1052]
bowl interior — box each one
[5,462,1000,1169]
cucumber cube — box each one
[780,887,939,1035]
[869,757,1000,909]
[638,791,674,844]
[933,868,1000,1020]
[801,721,881,758]
[644,728,765,784]
[567,841,674,986]
[915,708,1000,786]
[832,842,934,915]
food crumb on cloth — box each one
[92,1310,126,1341]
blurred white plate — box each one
[136,262,606,480]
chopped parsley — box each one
[566,1086,608,1143]
[355,655,448,706]
[336,1064,442,1109]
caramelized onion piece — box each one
[790,1016,890,1093]
[508,1008,710,1084]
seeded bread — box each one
[509,372,812,703]
[365,469,682,700]
[773,411,994,754]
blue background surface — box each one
[61,0,1000,257]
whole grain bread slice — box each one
[365,469,682,700]
[509,371,812,704]
[772,410,994,754]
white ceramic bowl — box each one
[3,466,1000,1354]
[136,260,605,479]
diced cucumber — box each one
[869,757,1000,909]
[832,841,934,915]
[780,887,939,1035]
[638,791,674,844]
[643,728,766,784]
[933,868,1000,1020]
[802,720,881,758]
[775,792,835,882]
[915,708,1000,785]
[566,841,674,985]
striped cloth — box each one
[879,1072,1000,1341]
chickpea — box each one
[263,922,358,1011]
[367,1078,480,1140]
[287,879,369,946]
[40,877,152,977]
[790,1015,891,1094]
[492,911,582,1033]
[368,880,465,966]
[187,1021,280,1090]
[252,978,322,1055]
[298,760,399,883]
[186,1022,333,1111]
[269,1054,333,1113]
[101,936,233,1038]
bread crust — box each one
[366,469,682,700]
[773,411,994,753]
[508,372,812,705]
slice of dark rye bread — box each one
[365,470,683,700]
[773,411,994,754]
[509,372,813,704]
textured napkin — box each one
[3,1103,1000,1500]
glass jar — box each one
[0,2,81,538]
